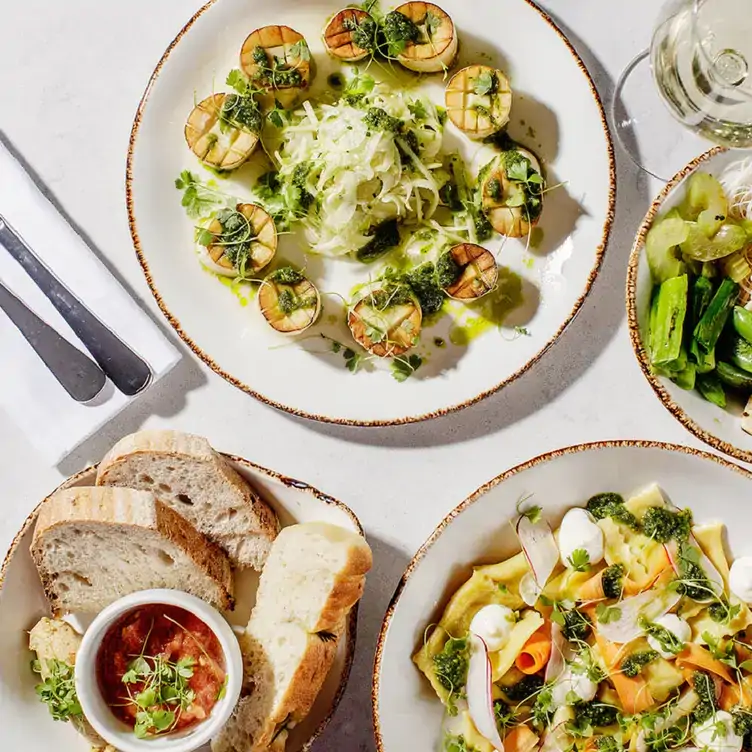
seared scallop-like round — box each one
[240,25,313,110]
[323,9,374,62]
[199,204,277,277]
[445,65,512,139]
[440,243,498,300]
[391,2,458,73]
[348,286,422,358]
[481,148,545,239]
[185,94,260,171]
[258,268,321,335]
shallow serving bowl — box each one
[626,147,752,465]
[127,0,615,425]
[372,440,752,752]
[0,455,362,752]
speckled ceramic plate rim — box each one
[370,439,752,749]
[0,453,363,752]
[623,147,752,465]
[125,0,617,427]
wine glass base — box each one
[612,50,712,182]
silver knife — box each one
[0,279,107,402]
[0,215,152,396]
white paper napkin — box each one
[0,139,181,464]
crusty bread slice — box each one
[212,523,372,752]
[31,487,234,613]
[95,430,279,570]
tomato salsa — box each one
[96,604,226,738]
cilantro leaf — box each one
[473,71,497,97]
[391,354,422,382]
[289,39,311,61]
[568,548,591,572]
[226,68,250,95]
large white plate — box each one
[626,148,752,464]
[0,455,362,752]
[373,441,752,752]
[127,0,615,425]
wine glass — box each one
[613,0,752,181]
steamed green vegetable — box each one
[734,306,752,344]
[693,278,738,353]
[716,361,752,390]
[649,275,688,367]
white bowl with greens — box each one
[628,148,752,464]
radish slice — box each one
[519,572,541,607]
[545,622,566,683]
[598,588,681,644]
[541,722,569,752]
[467,634,504,751]
[517,514,560,594]
[664,536,723,601]
[664,541,680,575]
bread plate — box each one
[373,440,752,752]
[127,0,615,425]
[0,452,362,752]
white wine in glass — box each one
[615,0,752,179]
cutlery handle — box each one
[0,218,152,396]
[0,280,107,402]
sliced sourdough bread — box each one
[31,486,234,614]
[95,430,279,570]
[212,522,372,752]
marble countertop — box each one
[0,1,707,749]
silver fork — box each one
[0,279,107,402]
[0,215,152,396]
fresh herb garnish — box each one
[363,107,404,133]
[382,10,420,56]
[391,354,422,382]
[639,616,685,655]
[585,493,641,531]
[621,650,659,678]
[175,171,224,219]
[269,266,305,285]
[601,563,625,599]
[433,637,470,715]
[568,548,591,572]
[121,650,198,738]
[473,70,498,97]
[250,46,303,89]
[32,659,82,722]
[436,250,462,289]
[343,14,378,53]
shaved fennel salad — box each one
[177,4,552,379]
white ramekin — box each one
[75,589,243,752]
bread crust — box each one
[212,523,372,752]
[30,487,234,613]
[95,430,279,569]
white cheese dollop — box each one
[693,711,743,752]
[730,557,752,603]
[558,508,605,569]
[646,613,691,659]
[469,605,516,652]
[551,666,598,706]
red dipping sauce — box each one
[96,604,226,737]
